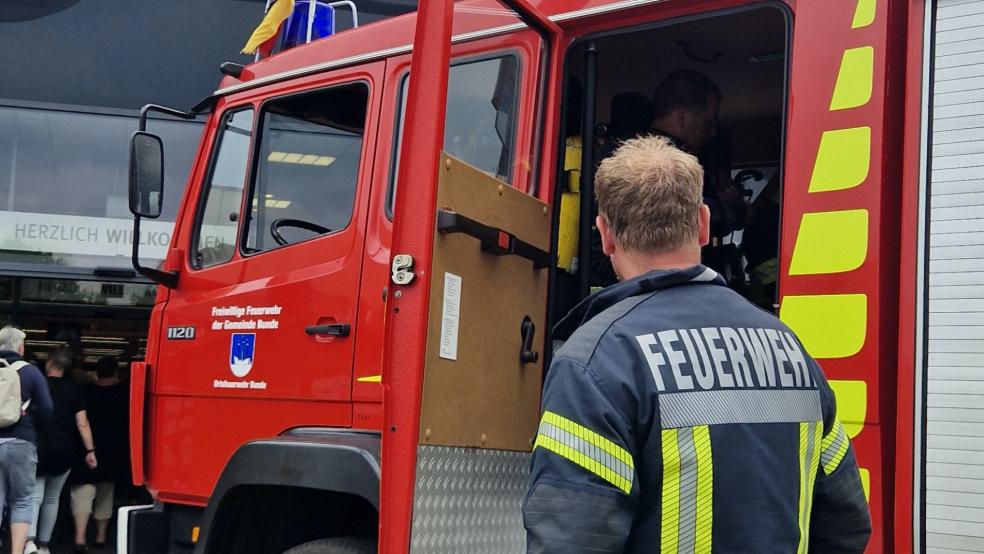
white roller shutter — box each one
[926,1,984,552]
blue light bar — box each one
[281,1,335,51]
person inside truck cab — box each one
[650,70,746,281]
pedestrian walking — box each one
[524,136,871,553]
[24,348,97,554]
[0,327,53,554]
[70,357,127,552]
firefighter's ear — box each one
[596,215,617,256]
[697,204,711,247]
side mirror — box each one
[129,131,164,218]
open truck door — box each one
[378,0,560,551]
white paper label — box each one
[439,272,462,361]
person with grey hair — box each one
[0,326,53,554]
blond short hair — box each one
[595,135,704,253]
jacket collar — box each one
[0,350,23,364]
[650,128,692,154]
[554,265,725,339]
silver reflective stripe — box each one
[676,427,698,554]
[660,389,822,429]
[536,418,634,492]
[690,267,720,282]
[820,420,849,474]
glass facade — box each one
[0,106,203,270]
[0,0,415,277]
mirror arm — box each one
[130,104,192,289]
[131,214,178,289]
[139,104,197,132]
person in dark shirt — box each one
[0,326,54,554]
[70,357,128,551]
[741,174,781,310]
[25,348,97,554]
[650,70,747,279]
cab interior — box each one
[552,5,788,325]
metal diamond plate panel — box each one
[410,446,530,553]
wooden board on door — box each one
[418,153,550,452]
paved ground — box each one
[48,542,115,554]
[51,544,116,554]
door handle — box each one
[520,316,539,364]
[305,323,351,337]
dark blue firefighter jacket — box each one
[524,265,871,554]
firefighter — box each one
[525,136,871,553]
[650,70,746,280]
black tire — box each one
[282,537,377,554]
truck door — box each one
[376,4,558,549]
[152,63,382,502]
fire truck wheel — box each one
[282,537,377,554]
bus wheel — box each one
[282,537,377,554]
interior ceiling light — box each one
[267,151,336,166]
[251,198,293,209]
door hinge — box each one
[391,254,415,285]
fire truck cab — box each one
[122,0,972,552]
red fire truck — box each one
[119,0,980,551]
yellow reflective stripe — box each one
[796,421,822,554]
[541,411,634,469]
[661,429,681,554]
[821,419,851,475]
[534,434,632,493]
[796,423,809,554]
[693,426,713,554]
[807,423,823,545]
[534,411,634,494]
[830,47,874,111]
[852,0,876,28]
[828,380,867,439]
[789,210,869,275]
[808,127,871,193]
[780,294,867,359]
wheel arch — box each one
[195,429,381,554]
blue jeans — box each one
[0,439,38,524]
[28,469,71,543]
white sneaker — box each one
[23,541,38,554]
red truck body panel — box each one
[134,0,926,549]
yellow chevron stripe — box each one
[780,294,867,359]
[830,47,874,111]
[789,210,869,275]
[809,127,871,193]
[852,0,876,28]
